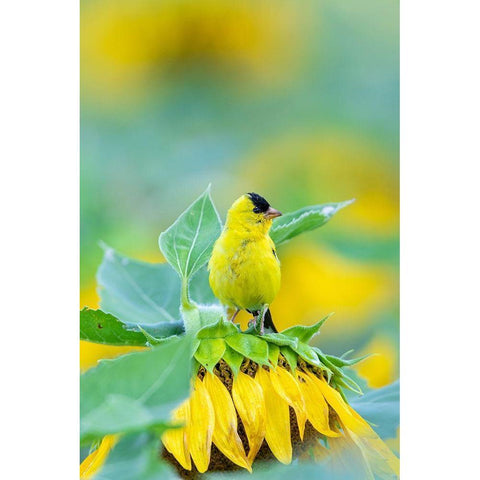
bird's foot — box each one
[254,306,268,335]
[258,322,265,336]
[252,318,265,335]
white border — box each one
[401,0,480,477]
[1,1,79,478]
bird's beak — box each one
[264,207,282,219]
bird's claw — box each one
[248,318,264,335]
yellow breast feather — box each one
[208,231,280,311]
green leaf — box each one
[158,186,222,281]
[93,433,178,480]
[314,348,343,375]
[181,304,225,335]
[325,353,372,368]
[268,343,280,366]
[136,327,175,346]
[196,305,226,328]
[262,332,298,348]
[194,338,226,371]
[189,266,219,305]
[282,313,333,344]
[197,318,238,339]
[80,308,148,346]
[292,342,322,367]
[80,336,192,443]
[80,308,181,346]
[222,346,244,376]
[313,348,363,394]
[97,245,182,327]
[280,346,298,371]
[270,200,354,246]
[350,381,400,440]
[225,333,269,366]
[335,375,363,396]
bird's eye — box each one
[253,207,261,213]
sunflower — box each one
[80,318,399,479]
[160,357,399,477]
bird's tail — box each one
[264,308,278,333]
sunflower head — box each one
[160,317,399,478]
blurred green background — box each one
[80,0,399,388]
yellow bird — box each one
[208,193,282,334]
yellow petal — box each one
[187,377,215,473]
[269,366,307,440]
[296,371,341,437]
[161,401,191,470]
[80,435,117,479]
[311,374,399,478]
[203,372,251,471]
[324,433,376,479]
[232,371,267,463]
[255,367,292,464]
[310,373,368,435]
[345,407,400,478]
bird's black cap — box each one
[247,192,270,213]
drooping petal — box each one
[311,374,399,478]
[269,366,307,440]
[232,371,267,463]
[187,377,215,473]
[80,435,117,479]
[296,371,341,437]
[203,372,251,471]
[344,408,400,478]
[308,372,368,434]
[161,401,191,470]
[255,367,292,464]
[316,434,375,479]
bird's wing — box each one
[268,236,280,263]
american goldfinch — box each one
[208,193,282,334]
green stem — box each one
[181,278,193,310]
[180,305,201,335]
[180,277,203,335]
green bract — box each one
[191,316,366,395]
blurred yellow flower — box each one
[354,335,398,388]
[81,0,306,103]
[80,340,145,372]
